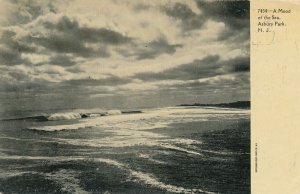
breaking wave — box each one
[26,107,249,132]
[2,109,142,122]
[47,112,82,121]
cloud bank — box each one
[0,0,250,109]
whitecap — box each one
[47,112,82,121]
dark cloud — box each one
[1,30,35,53]
[3,0,57,26]
[118,37,182,60]
[36,16,184,60]
[43,16,132,45]
[48,55,76,66]
[164,3,204,31]
[0,70,131,93]
[1,15,133,66]
[133,55,219,81]
[196,1,250,43]
[133,55,249,81]
[162,1,249,44]
[0,0,250,105]
[65,66,84,73]
[0,68,50,92]
[0,30,34,65]
[136,38,182,60]
[0,47,24,65]
[174,74,249,90]
[196,1,249,29]
[165,3,196,19]
[135,2,204,31]
[63,75,132,87]
[17,16,136,59]
[223,57,250,73]
[27,34,110,58]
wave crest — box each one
[47,113,82,121]
[3,109,142,122]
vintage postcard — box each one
[0,0,297,194]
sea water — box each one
[0,106,250,194]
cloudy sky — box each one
[0,0,249,112]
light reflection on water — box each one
[0,107,250,194]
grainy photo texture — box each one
[0,0,250,193]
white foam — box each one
[168,138,202,145]
[129,170,215,194]
[106,110,122,115]
[160,144,203,156]
[95,157,215,194]
[0,155,215,194]
[30,106,248,131]
[0,170,31,178]
[47,112,82,121]
[95,158,126,168]
[45,170,89,194]
[88,113,102,117]
[0,164,89,194]
[26,107,249,164]
[32,108,125,122]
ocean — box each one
[0,106,250,194]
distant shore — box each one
[179,101,250,109]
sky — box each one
[0,0,250,113]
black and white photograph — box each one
[0,0,250,193]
